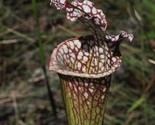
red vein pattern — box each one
[49,0,134,125]
[51,0,107,38]
[49,35,121,125]
[49,35,122,77]
[59,74,111,125]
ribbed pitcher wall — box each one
[59,74,111,125]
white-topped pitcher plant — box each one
[49,0,133,125]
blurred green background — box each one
[0,0,155,125]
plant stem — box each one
[31,0,57,119]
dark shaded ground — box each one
[0,0,155,125]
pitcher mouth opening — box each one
[49,0,133,78]
[49,35,122,78]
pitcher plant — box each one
[49,0,133,125]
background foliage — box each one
[0,0,155,125]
